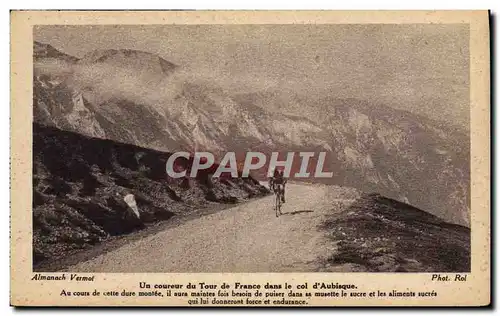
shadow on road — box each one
[282,210,314,216]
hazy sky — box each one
[34,24,469,129]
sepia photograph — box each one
[31,23,471,273]
[10,10,490,307]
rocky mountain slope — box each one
[319,193,470,272]
[235,93,470,226]
[32,41,470,226]
[33,123,267,267]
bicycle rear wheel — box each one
[276,189,281,217]
[275,193,279,217]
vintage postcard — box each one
[10,10,490,306]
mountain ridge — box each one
[32,41,470,227]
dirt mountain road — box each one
[68,183,359,272]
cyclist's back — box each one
[274,171,284,185]
[270,169,286,203]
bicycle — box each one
[273,183,284,217]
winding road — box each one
[68,183,359,272]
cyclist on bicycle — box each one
[269,168,287,203]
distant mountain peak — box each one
[33,41,79,63]
[79,48,177,75]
